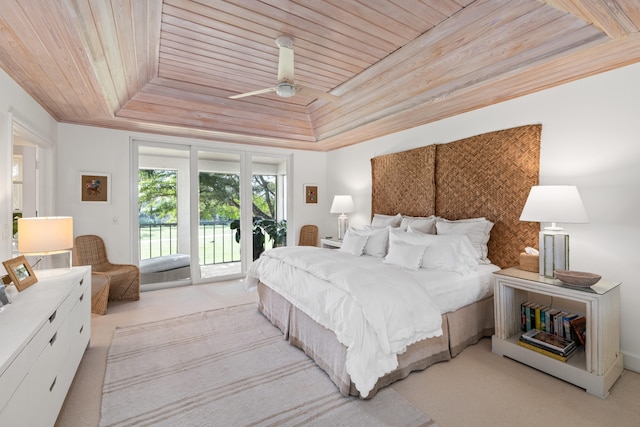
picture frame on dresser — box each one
[2,255,38,292]
[0,284,10,312]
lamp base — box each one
[539,230,569,278]
[337,214,349,240]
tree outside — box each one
[138,169,286,262]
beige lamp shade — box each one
[330,195,355,214]
[18,216,74,254]
[520,185,588,227]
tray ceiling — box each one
[1,0,640,151]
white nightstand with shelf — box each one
[320,238,342,249]
[492,267,623,398]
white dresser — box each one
[0,266,91,426]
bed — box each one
[247,125,542,398]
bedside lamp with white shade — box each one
[18,216,74,270]
[519,186,589,278]
[330,195,355,240]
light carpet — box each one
[100,303,438,427]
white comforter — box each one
[245,246,444,398]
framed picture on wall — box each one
[304,184,318,204]
[79,171,111,204]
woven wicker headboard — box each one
[370,125,541,268]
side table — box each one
[320,238,342,249]
[491,267,623,398]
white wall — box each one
[0,69,57,142]
[56,124,327,263]
[326,62,640,372]
[0,68,58,262]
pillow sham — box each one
[420,234,479,274]
[399,215,436,234]
[371,213,402,228]
[435,217,494,264]
[348,226,389,258]
[383,240,426,270]
[339,230,369,256]
[388,228,479,273]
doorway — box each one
[133,140,290,289]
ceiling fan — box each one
[229,35,339,102]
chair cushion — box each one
[139,254,191,274]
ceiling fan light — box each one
[276,82,296,97]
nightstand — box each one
[491,267,623,398]
[320,238,342,249]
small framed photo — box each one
[0,284,10,312]
[2,255,38,292]
[79,171,111,204]
[304,184,318,204]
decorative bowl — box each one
[554,270,601,287]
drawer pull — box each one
[79,325,84,334]
[79,293,84,302]
[49,311,57,323]
[50,332,57,346]
[49,377,57,392]
[79,278,84,286]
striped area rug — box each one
[100,303,438,427]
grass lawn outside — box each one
[139,224,241,264]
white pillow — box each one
[371,213,402,228]
[420,234,479,274]
[400,216,436,234]
[339,230,369,256]
[389,228,479,273]
[435,217,494,264]
[389,227,430,245]
[384,240,426,270]
[349,226,389,258]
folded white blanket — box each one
[246,246,443,398]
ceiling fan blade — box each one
[295,85,340,102]
[277,46,294,83]
[229,87,276,99]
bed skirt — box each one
[257,281,494,398]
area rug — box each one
[100,303,438,427]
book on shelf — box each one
[553,311,566,337]
[546,308,560,333]
[517,338,576,362]
[519,301,586,342]
[563,313,579,341]
[518,334,577,356]
[570,316,587,346]
[520,329,577,355]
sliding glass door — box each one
[134,141,290,288]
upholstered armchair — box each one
[74,235,140,301]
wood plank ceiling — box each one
[1,0,640,151]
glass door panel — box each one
[251,155,288,257]
[137,145,191,286]
[197,150,242,280]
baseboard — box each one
[622,350,640,373]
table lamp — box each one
[330,195,355,240]
[18,216,74,269]
[519,186,588,278]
